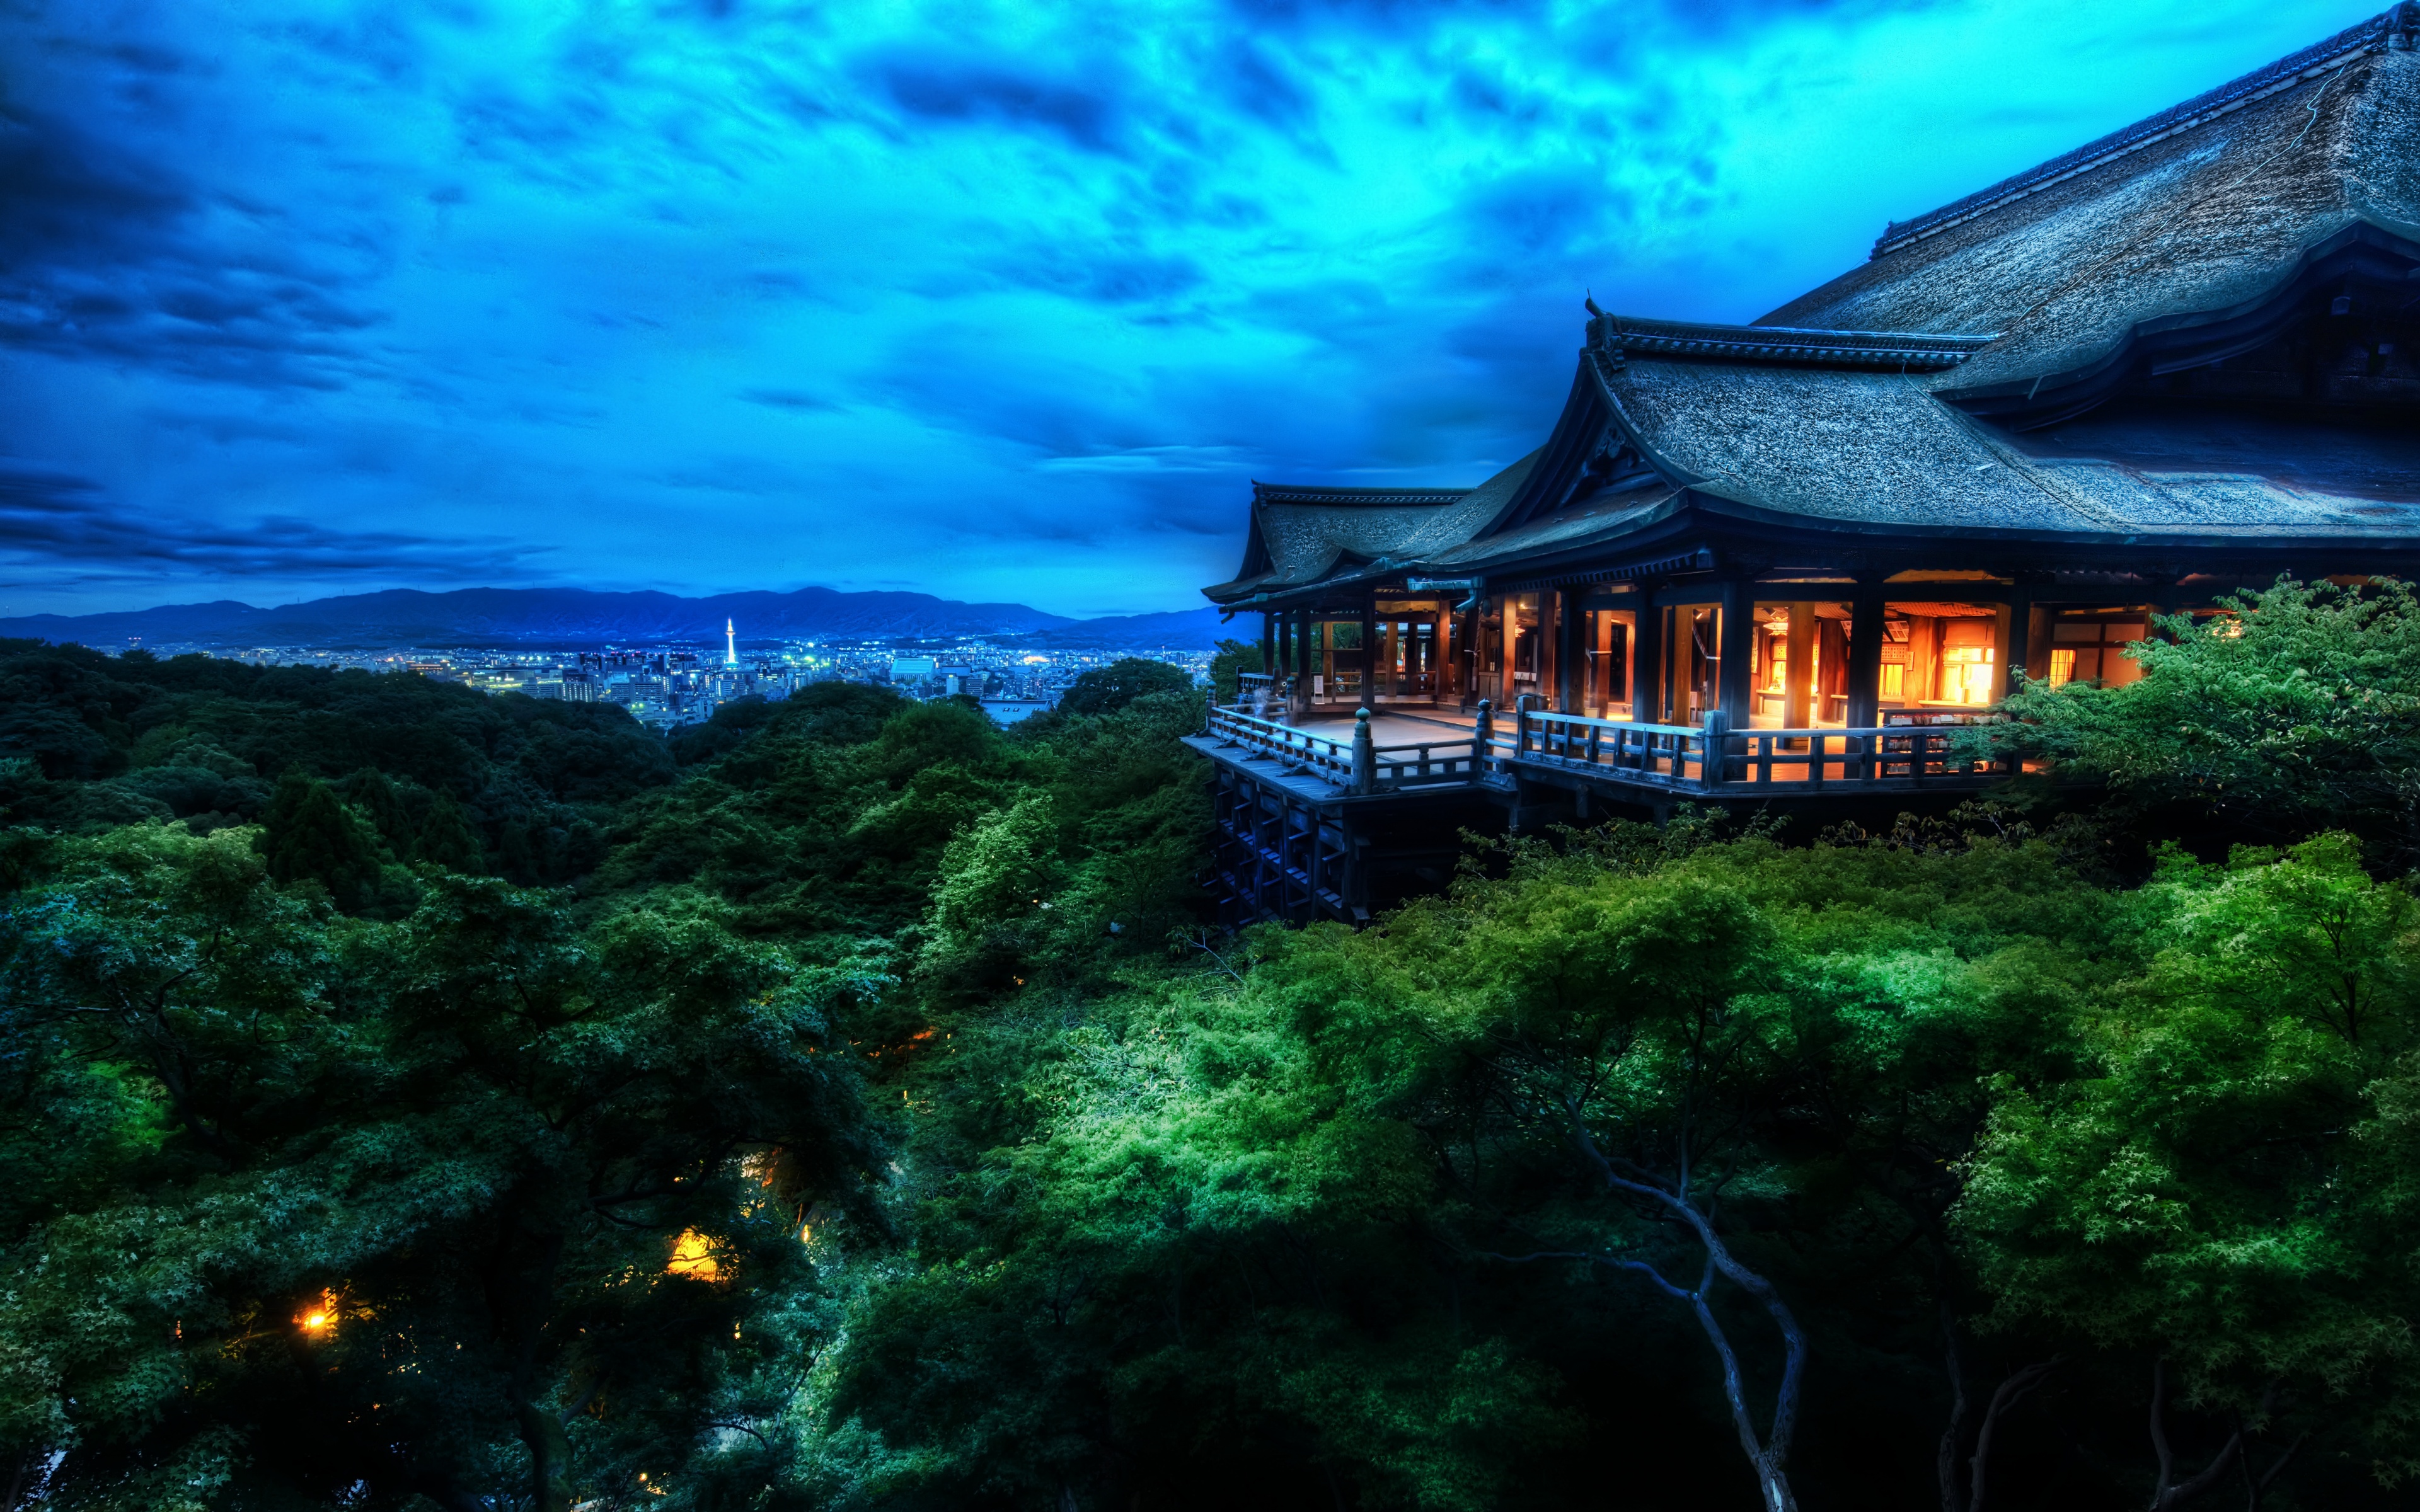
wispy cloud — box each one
[0,0,2387,617]
[0,466,544,585]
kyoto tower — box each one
[724,617,738,668]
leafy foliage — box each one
[6,622,2420,1511]
[0,639,672,883]
[1983,578,2420,858]
[0,825,877,1509]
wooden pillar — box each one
[1783,600,1815,728]
[1671,605,1696,724]
[1998,593,2029,701]
[1911,615,1940,704]
[1716,580,1753,730]
[1422,602,1442,701]
[1458,606,1478,708]
[2025,604,2054,683]
[1259,612,1274,677]
[1631,583,1661,721]
[1556,589,1581,714]
[1293,607,1312,718]
[1847,585,1884,727]
[1358,591,1378,709]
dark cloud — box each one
[740,389,842,411]
[0,103,381,389]
[1217,41,1317,131]
[982,244,1207,305]
[0,466,541,581]
[872,57,1130,154]
[0,105,185,266]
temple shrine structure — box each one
[1189,4,2420,924]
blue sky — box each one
[0,0,2383,618]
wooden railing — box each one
[1204,699,2009,800]
[1237,671,1278,700]
[1512,708,2008,790]
[1205,705,1489,794]
[1509,709,1719,786]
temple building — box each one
[1190,5,2420,924]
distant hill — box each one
[1018,607,1231,649]
[0,587,1234,650]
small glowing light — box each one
[297,1288,341,1339]
[666,1228,722,1282]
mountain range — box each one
[0,587,1231,651]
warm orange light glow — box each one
[666,1228,722,1282]
[297,1288,340,1339]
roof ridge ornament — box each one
[1870,4,2412,260]
[1590,314,2000,371]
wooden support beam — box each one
[1360,590,1378,707]
[1632,582,1664,724]
[1717,579,1754,730]
[1847,584,1884,728]
[1260,612,1274,677]
[1293,608,1312,719]
[1555,588,1579,714]
[1783,599,1815,728]
[1998,593,2030,702]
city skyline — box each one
[0,0,2382,619]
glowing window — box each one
[2048,649,2076,689]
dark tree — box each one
[257,770,384,910]
[1056,656,1195,716]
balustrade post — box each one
[1700,709,1729,789]
[1351,707,1376,796]
[1474,699,1495,776]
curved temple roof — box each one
[1206,8,2420,607]
[1767,12,2420,400]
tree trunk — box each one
[515,1400,575,1512]
[495,1227,570,1512]
[1560,1101,1806,1512]
[1936,1302,1969,1512]
[1969,1361,2057,1512]
[2146,1361,2242,1511]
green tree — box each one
[1207,638,1257,702]
[1981,578,2420,859]
[1057,657,1196,718]
[340,765,418,859]
[1955,837,2420,1503]
[256,769,384,910]
[800,965,1565,1512]
[0,825,879,1509]
[415,790,485,873]
[1348,861,1815,1512]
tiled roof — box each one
[1766,28,2420,399]
[1594,353,2420,540]
[1872,4,2419,258]
[1203,452,1541,602]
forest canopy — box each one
[4,613,2419,1512]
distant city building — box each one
[981,698,1051,726]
